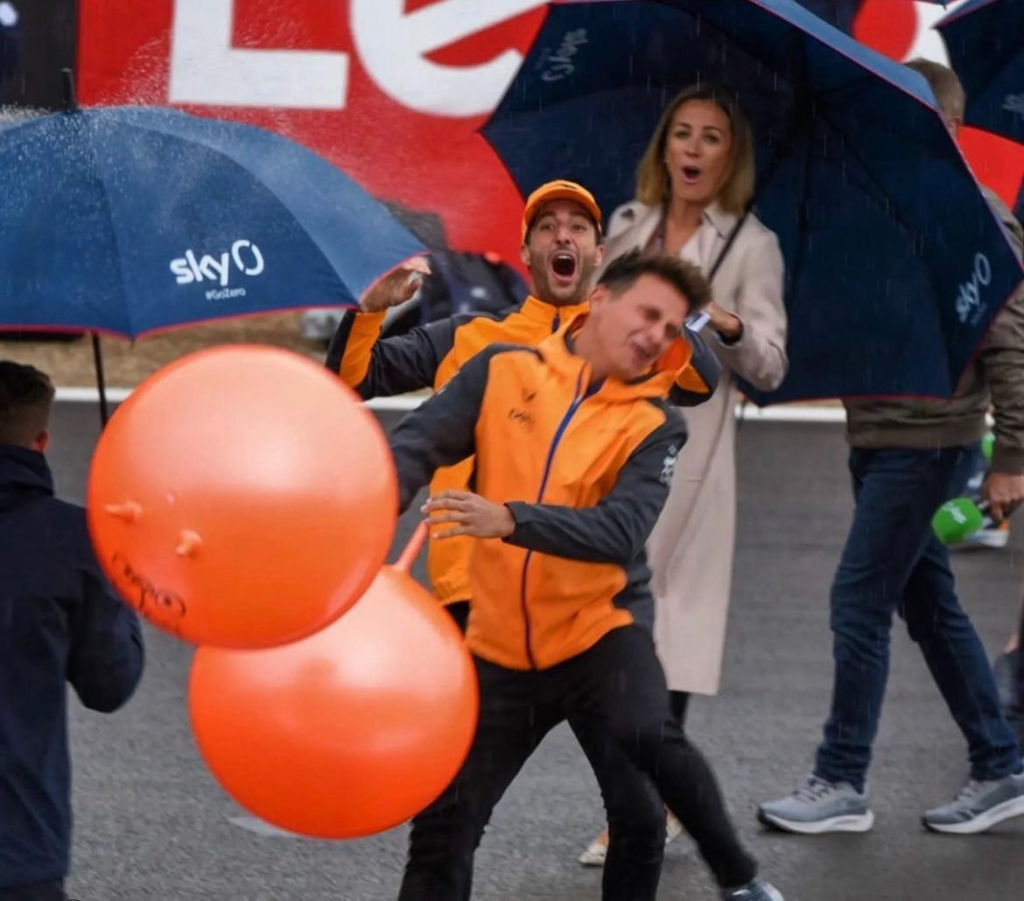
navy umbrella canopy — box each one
[937,0,1024,144]
[483,0,1023,404]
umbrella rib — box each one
[956,50,1020,121]
[814,96,926,248]
[814,101,957,374]
[82,119,137,337]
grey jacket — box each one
[844,189,1024,474]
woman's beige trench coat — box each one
[599,199,789,694]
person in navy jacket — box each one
[0,361,144,901]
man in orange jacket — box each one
[327,180,720,632]
[387,250,782,901]
[329,181,721,893]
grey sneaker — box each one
[758,774,874,834]
[922,770,1024,834]
[722,878,784,900]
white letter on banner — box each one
[169,0,348,109]
[351,0,548,117]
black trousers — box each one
[669,690,690,727]
[445,600,471,635]
[0,881,66,901]
[398,626,756,901]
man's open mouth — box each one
[630,342,656,366]
[551,252,577,279]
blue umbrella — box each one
[0,104,424,337]
[936,0,1024,144]
[482,0,1024,405]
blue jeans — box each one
[1015,611,1024,722]
[815,446,1022,792]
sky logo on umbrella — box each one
[170,239,266,300]
[540,29,588,83]
[1003,94,1024,120]
[955,252,992,325]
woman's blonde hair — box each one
[635,84,755,216]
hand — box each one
[982,472,1024,522]
[359,256,431,313]
[421,490,515,540]
[705,301,743,342]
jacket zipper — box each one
[518,365,587,668]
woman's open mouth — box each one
[681,166,702,185]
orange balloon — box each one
[188,563,479,839]
[86,345,397,648]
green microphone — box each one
[932,498,987,545]
[982,432,994,465]
[933,494,1021,545]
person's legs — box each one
[759,447,982,835]
[814,447,972,791]
[1011,609,1024,746]
[445,600,470,635]
[576,688,690,870]
[903,536,1024,833]
[568,717,666,900]
[562,627,761,893]
[398,659,558,901]
[1015,606,1024,724]
[0,882,66,901]
[669,690,691,727]
[901,533,1021,781]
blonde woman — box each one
[580,83,788,866]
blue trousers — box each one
[815,446,1022,792]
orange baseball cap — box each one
[521,180,603,241]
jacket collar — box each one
[520,294,590,328]
[538,313,691,401]
[0,444,54,510]
[622,199,738,245]
[701,200,738,241]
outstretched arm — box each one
[388,348,505,511]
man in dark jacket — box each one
[760,59,1024,837]
[0,361,144,901]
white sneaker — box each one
[578,831,609,867]
[577,811,685,867]
[666,809,684,843]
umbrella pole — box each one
[91,332,110,427]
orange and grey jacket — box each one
[388,318,690,671]
[327,296,719,606]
